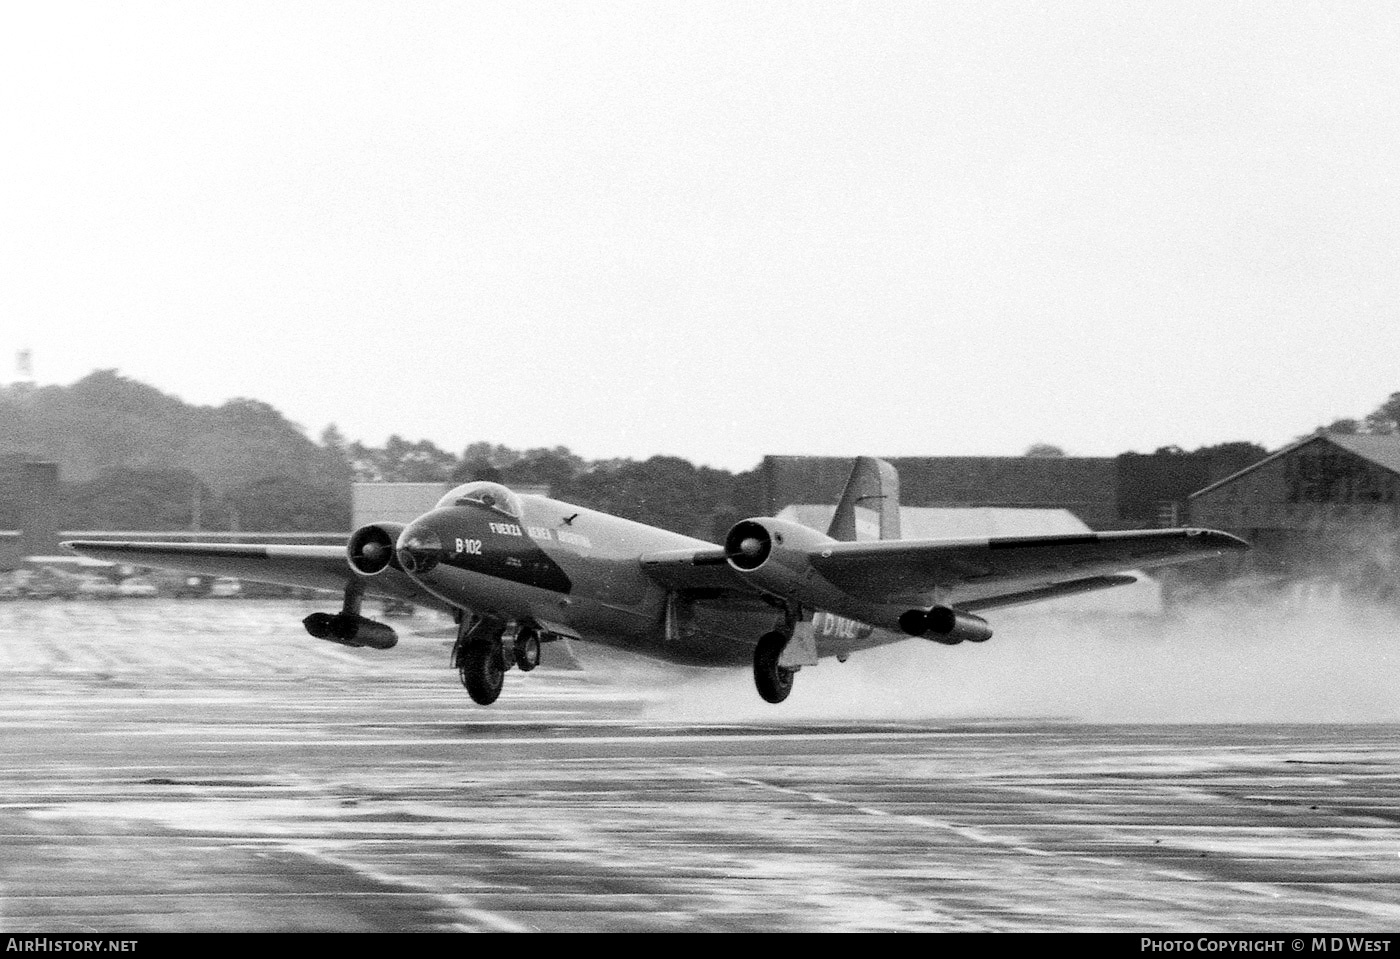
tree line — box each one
[1317,392,1400,437]
[0,371,763,539]
[4,371,1398,539]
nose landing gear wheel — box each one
[753,630,796,704]
[461,642,506,705]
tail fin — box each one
[827,457,901,542]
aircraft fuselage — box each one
[397,493,807,667]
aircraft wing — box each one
[638,546,742,593]
[808,528,1246,606]
[642,528,1246,608]
[61,540,450,610]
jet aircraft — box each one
[65,457,1247,705]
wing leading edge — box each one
[810,527,1247,606]
[61,540,450,611]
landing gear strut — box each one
[753,630,796,704]
[453,616,507,705]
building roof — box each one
[764,455,1120,528]
[778,504,1091,540]
[1189,432,1400,499]
[1328,433,1400,476]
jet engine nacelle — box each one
[723,518,937,633]
[347,522,407,576]
[302,611,398,650]
[898,605,993,645]
[723,517,837,598]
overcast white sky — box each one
[3,2,1398,470]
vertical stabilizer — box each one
[827,457,901,542]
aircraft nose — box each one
[396,521,444,576]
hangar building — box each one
[759,449,1264,532]
[0,457,60,569]
[1189,432,1400,588]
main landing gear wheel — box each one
[513,629,541,672]
[753,631,796,704]
[461,641,506,705]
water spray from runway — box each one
[641,581,1400,724]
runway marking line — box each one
[686,765,1400,925]
[694,767,1053,857]
[283,840,533,934]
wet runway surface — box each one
[3,600,1400,931]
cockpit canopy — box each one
[436,481,523,519]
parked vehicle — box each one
[116,577,159,598]
[209,577,242,598]
[74,576,119,599]
[171,575,207,598]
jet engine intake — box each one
[347,523,407,576]
[721,517,837,599]
[724,519,774,571]
[303,612,398,650]
[899,605,993,645]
